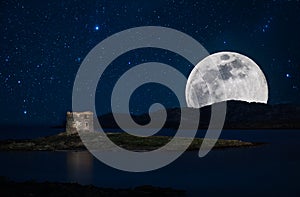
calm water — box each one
[0,129,300,196]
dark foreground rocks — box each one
[0,177,186,197]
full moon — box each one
[185,52,268,108]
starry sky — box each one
[1,0,300,126]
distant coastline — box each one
[52,101,300,130]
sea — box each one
[0,128,300,196]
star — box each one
[23,110,27,115]
[5,55,10,62]
[286,73,291,78]
[95,25,100,31]
[262,16,272,33]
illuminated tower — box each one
[66,111,94,134]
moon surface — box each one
[185,52,268,108]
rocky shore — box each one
[0,132,260,151]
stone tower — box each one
[66,111,94,134]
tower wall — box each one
[66,111,94,134]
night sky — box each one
[1,0,300,126]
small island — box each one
[0,112,261,151]
[0,131,259,151]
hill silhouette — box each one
[98,101,300,129]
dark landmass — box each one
[0,132,258,151]
[0,177,185,197]
[97,101,300,129]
